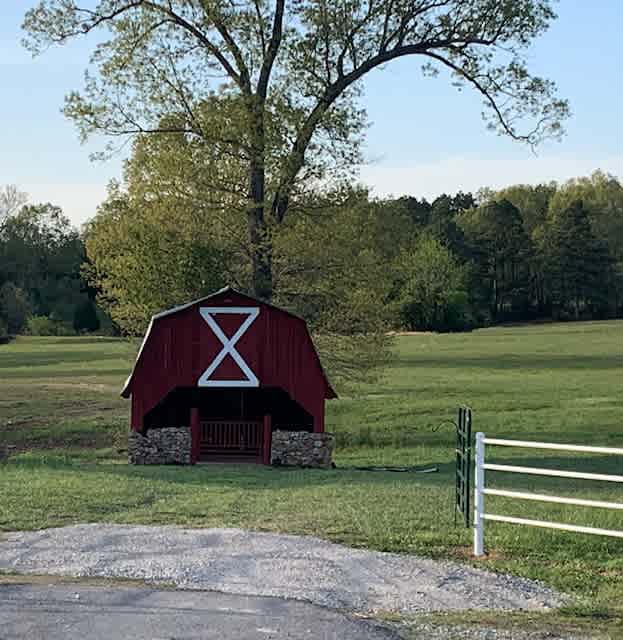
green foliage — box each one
[25,315,75,337]
[378,174,623,330]
[428,193,474,257]
[550,171,623,260]
[494,182,556,236]
[7,167,623,352]
[0,199,95,332]
[549,171,623,312]
[84,182,229,335]
[85,140,391,386]
[484,173,623,320]
[546,201,614,319]
[23,0,568,150]
[0,282,31,334]
[94,307,118,337]
[26,316,58,336]
[461,199,534,321]
[394,234,471,332]
[273,193,393,387]
[17,0,576,344]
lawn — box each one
[1,325,623,637]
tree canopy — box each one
[0,194,106,335]
[4,169,623,356]
[24,0,569,299]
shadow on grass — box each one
[3,453,457,491]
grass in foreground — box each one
[1,325,623,636]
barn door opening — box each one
[199,420,263,462]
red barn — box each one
[122,286,336,464]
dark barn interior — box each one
[143,387,314,462]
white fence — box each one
[473,433,623,556]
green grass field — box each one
[1,324,623,637]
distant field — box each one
[1,324,623,636]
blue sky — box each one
[1,1,622,226]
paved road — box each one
[0,583,399,640]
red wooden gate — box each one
[199,420,263,460]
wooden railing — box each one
[199,420,263,457]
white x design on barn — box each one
[197,307,260,387]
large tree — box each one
[24,0,568,300]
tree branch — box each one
[54,2,248,89]
[252,0,267,55]
[209,11,252,93]
[141,1,247,89]
[271,16,529,223]
[422,50,525,141]
[257,0,285,99]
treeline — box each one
[2,170,622,342]
[0,186,110,338]
[381,170,623,331]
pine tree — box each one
[547,201,614,319]
[461,199,533,321]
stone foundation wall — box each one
[270,430,335,469]
[127,426,334,468]
[128,427,191,465]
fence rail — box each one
[474,433,623,556]
[482,438,623,456]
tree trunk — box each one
[491,264,499,320]
[247,100,272,301]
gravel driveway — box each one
[0,524,563,615]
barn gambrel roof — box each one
[121,285,336,399]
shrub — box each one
[26,315,75,336]
[26,316,56,336]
